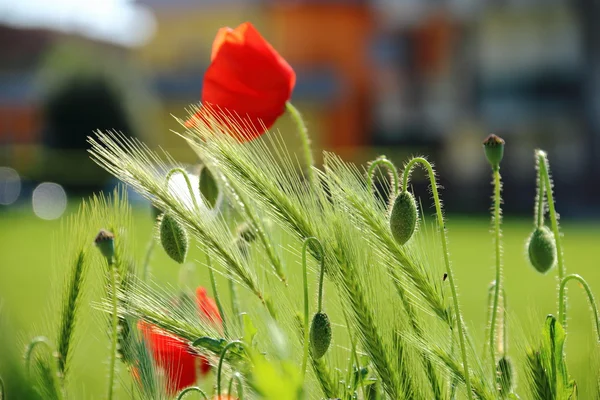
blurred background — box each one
[2,0,600,397]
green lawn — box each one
[1,205,600,398]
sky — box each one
[0,0,156,47]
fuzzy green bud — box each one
[527,226,556,274]
[237,222,257,243]
[496,356,514,397]
[483,134,505,170]
[389,191,418,245]
[199,166,219,208]
[94,229,115,263]
[159,213,189,264]
[309,312,332,359]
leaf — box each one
[526,315,577,400]
[199,166,219,208]
[242,313,257,346]
[192,336,227,354]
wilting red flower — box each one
[137,287,222,394]
[186,22,296,141]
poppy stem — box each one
[176,386,209,400]
[217,341,248,396]
[286,102,316,186]
[228,373,244,399]
[559,274,600,341]
[488,168,503,375]
[301,237,315,379]
[106,258,119,400]
[537,151,567,326]
[24,336,54,376]
[367,156,400,197]
[141,234,155,282]
[208,258,228,337]
[165,168,200,211]
[401,157,473,400]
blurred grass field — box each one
[1,204,600,398]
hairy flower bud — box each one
[496,356,514,396]
[310,312,332,359]
[159,213,189,264]
[94,229,115,263]
[527,226,556,274]
[483,134,505,170]
[199,166,219,209]
[389,191,418,245]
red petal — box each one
[196,286,223,326]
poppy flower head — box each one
[186,22,295,141]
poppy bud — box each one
[236,223,257,243]
[199,166,219,209]
[527,226,556,274]
[483,134,505,170]
[389,191,418,245]
[309,312,332,359]
[95,229,115,263]
[496,356,514,396]
[159,213,189,264]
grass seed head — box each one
[527,226,556,274]
[389,191,418,245]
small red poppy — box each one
[186,22,296,141]
[136,287,222,394]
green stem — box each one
[228,373,244,399]
[301,237,323,378]
[141,235,155,282]
[0,376,4,400]
[286,102,316,186]
[367,157,400,197]
[24,336,54,376]
[537,151,567,325]
[217,341,247,396]
[401,157,473,399]
[107,260,119,400]
[488,168,503,374]
[535,168,545,228]
[166,167,200,211]
[209,263,228,337]
[559,274,600,342]
[228,274,242,328]
[176,386,209,400]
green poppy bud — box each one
[389,191,418,245]
[159,213,188,264]
[199,166,219,208]
[496,356,514,396]
[237,222,257,243]
[310,312,332,359]
[483,134,505,170]
[94,229,115,263]
[527,226,556,274]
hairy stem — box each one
[535,169,545,228]
[24,336,54,376]
[141,235,155,282]
[368,157,399,197]
[228,374,244,399]
[560,274,600,342]
[286,102,316,186]
[209,263,228,337]
[537,151,567,325]
[489,168,503,373]
[165,167,200,211]
[402,157,473,399]
[107,260,119,400]
[176,386,209,400]
[301,238,322,379]
[217,341,247,396]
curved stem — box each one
[537,151,566,325]
[368,157,399,197]
[488,168,503,374]
[107,260,119,400]
[286,102,316,186]
[316,250,326,313]
[228,373,244,399]
[141,234,155,282]
[217,341,247,397]
[24,336,54,375]
[166,167,200,211]
[176,386,209,400]
[535,169,545,228]
[401,157,473,399]
[301,237,323,378]
[209,261,228,337]
[560,274,600,342]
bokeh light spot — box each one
[32,182,67,220]
[0,167,22,205]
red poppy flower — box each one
[186,22,296,141]
[136,287,222,394]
